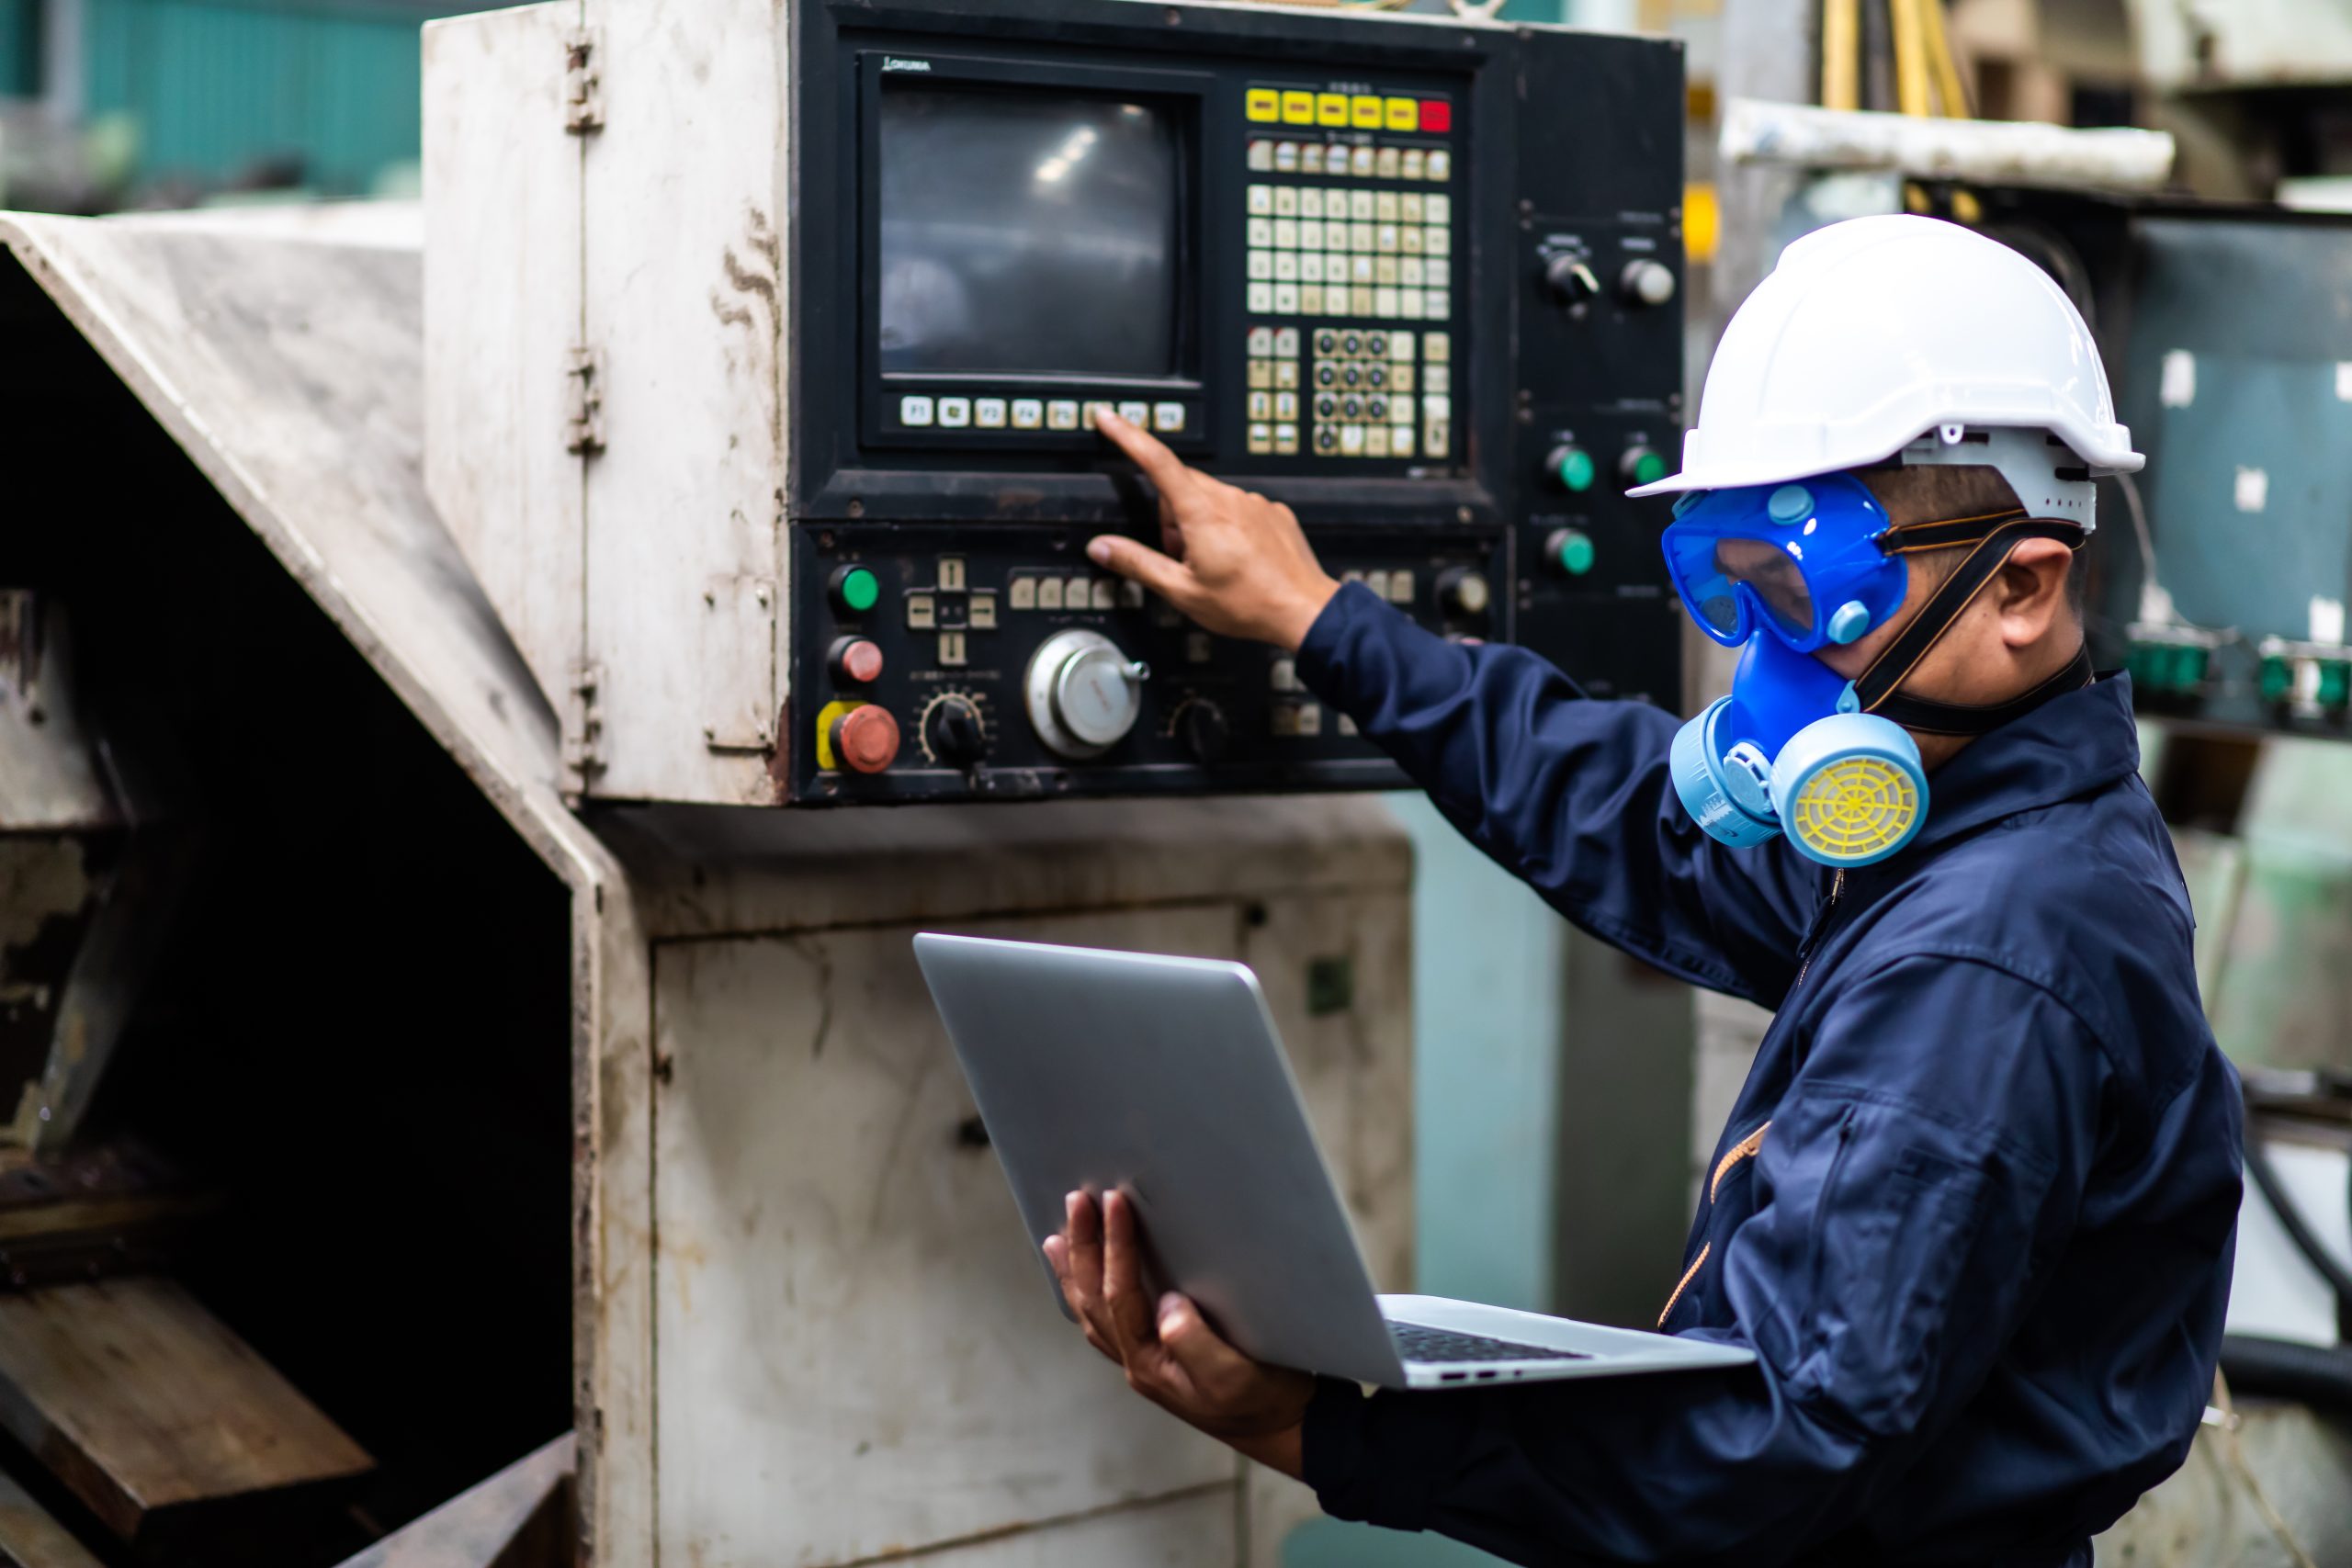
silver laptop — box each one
[913,932,1754,1391]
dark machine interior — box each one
[0,253,571,1564]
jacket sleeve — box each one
[1300,953,2108,1567]
[1295,581,1815,1004]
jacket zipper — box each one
[1792,867,1846,988]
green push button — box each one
[832,565,880,616]
[1547,528,1596,577]
[1549,445,1596,493]
[1629,447,1669,487]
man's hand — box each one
[1089,410,1340,652]
[1043,1189,1314,1479]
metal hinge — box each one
[562,659,606,798]
[564,29,604,134]
[564,346,605,454]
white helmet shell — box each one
[1633,215,2143,515]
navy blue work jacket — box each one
[1294,583,2242,1568]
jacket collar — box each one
[1903,671,2143,856]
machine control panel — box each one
[783,0,1685,805]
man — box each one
[1039,216,2243,1564]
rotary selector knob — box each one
[1620,259,1677,307]
[1438,566,1493,622]
[1543,253,1602,309]
[1025,628,1149,760]
[1173,698,1231,764]
[920,692,989,768]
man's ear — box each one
[1995,538,2075,648]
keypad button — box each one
[1273,218,1298,250]
[1117,400,1150,427]
[1374,256,1399,286]
[1299,220,1323,252]
[1248,184,1273,215]
[1315,426,1340,453]
[1248,423,1273,455]
[1392,365,1415,392]
[974,397,1007,429]
[1010,577,1037,611]
[1249,389,1273,420]
[1273,360,1299,389]
[906,592,936,629]
[1422,394,1453,423]
[1420,365,1444,393]
[1274,423,1299,455]
[1248,282,1273,312]
[1350,190,1375,220]
[937,397,970,428]
[1400,288,1424,320]
[1374,287,1399,318]
[1341,424,1366,456]
[939,631,967,668]
[1351,95,1384,129]
[1248,140,1274,171]
[1374,191,1399,222]
[1385,96,1419,130]
[1401,193,1425,223]
[1274,141,1300,173]
[1247,88,1281,123]
[1366,425,1391,457]
[1011,398,1043,430]
[1351,147,1374,176]
[1424,418,1450,457]
[1274,186,1299,217]
[1092,579,1119,611]
[1037,578,1065,611]
[1424,332,1450,363]
[1388,570,1416,603]
[969,592,998,629]
[1390,426,1415,458]
[1401,149,1426,180]
[1375,147,1401,178]
[1425,226,1450,258]
[1402,227,1425,256]
[1299,285,1324,315]
[1351,285,1375,315]
[899,394,935,427]
[1248,217,1272,248]
[1426,151,1452,181]
[1302,144,1327,175]
[1047,400,1080,430]
[1248,326,1274,356]
[1299,187,1325,219]
[1425,288,1451,318]
[1352,225,1376,255]
[1273,391,1298,420]
[1153,401,1186,433]
[1272,283,1300,315]
[1248,358,1272,389]
[1301,251,1326,282]
[1426,194,1451,224]
[1273,253,1299,282]
[1273,328,1300,358]
[1401,256,1424,285]
[1247,251,1272,281]
[1283,90,1317,124]
[1317,93,1350,126]
[1082,400,1114,429]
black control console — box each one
[780,0,1685,804]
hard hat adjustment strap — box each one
[1852,517,2088,735]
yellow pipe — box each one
[1889,0,1931,118]
[1822,0,1860,111]
[1917,0,1969,118]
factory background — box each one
[0,1,2347,1565]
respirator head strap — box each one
[1851,516,2089,736]
[1871,643,2095,737]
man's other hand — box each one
[1089,409,1340,652]
[1043,1189,1314,1478]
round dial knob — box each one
[1025,629,1149,760]
[1543,254,1601,308]
[1173,699,1231,765]
[1438,567,1493,621]
[920,693,989,767]
[1620,258,1677,308]
[830,704,899,774]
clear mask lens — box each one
[1713,536,1814,637]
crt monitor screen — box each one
[877,85,1183,380]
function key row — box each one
[1247,141,1452,181]
[1245,89,1451,134]
[899,396,1186,434]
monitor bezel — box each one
[858,53,1211,448]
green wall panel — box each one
[0,0,39,97]
[82,0,474,194]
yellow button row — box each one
[1247,89,1421,131]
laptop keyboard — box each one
[1389,1321,1592,1364]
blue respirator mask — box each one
[1660,472,2090,867]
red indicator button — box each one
[832,705,901,774]
[831,637,886,685]
[1419,100,1452,133]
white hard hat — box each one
[1633,215,2143,523]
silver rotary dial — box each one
[1025,629,1149,759]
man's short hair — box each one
[1856,462,2086,610]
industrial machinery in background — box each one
[0,1,1688,1563]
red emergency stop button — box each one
[832,705,900,774]
[1419,100,1452,132]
